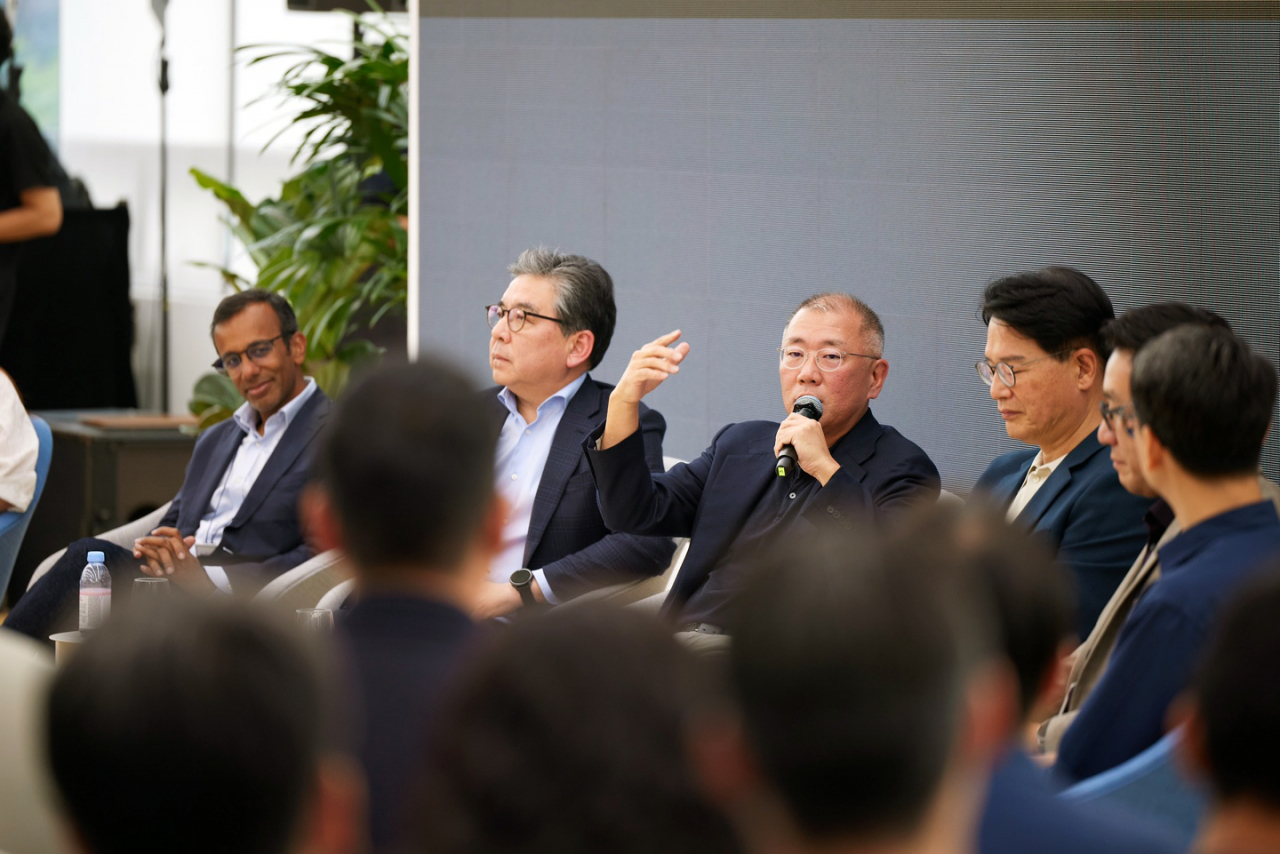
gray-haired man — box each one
[471,248,675,619]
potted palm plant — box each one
[189,6,407,430]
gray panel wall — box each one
[416,19,1279,490]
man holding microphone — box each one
[585,293,939,652]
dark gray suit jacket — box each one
[160,388,330,591]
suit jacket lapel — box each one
[1014,432,1106,528]
[229,392,330,528]
[524,379,602,563]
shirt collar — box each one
[497,373,588,421]
[232,376,318,436]
[1159,500,1280,573]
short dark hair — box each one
[412,606,739,854]
[1101,302,1230,355]
[508,248,616,370]
[314,357,497,572]
[1131,325,1277,477]
[46,601,339,854]
[981,266,1115,360]
[1191,566,1280,806]
[728,527,994,842]
[894,502,1074,717]
[209,288,299,340]
[789,292,885,355]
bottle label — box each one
[79,589,111,632]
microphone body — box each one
[776,395,824,477]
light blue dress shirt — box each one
[492,373,588,604]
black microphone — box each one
[776,395,824,477]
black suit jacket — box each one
[585,409,941,620]
[487,376,676,600]
[159,387,330,591]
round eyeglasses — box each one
[486,304,567,333]
[778,347,880,372]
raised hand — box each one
[602,329,690,450]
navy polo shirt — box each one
[1057,500,1280,782]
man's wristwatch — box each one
[510,568,536,607]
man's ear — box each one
[1135,422,1166,480]
[479,494,507,557]
[1169,695,1211,783]
[565,330,596,371]
[301,755,367,854]
[958,660,1019,768]
[1074,347,1100,391]
[867,359,889,400]
[300,482,344,555]
[687,711,764,815]
[288,331,308,366]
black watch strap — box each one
[510,568,536,607]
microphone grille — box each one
[795,395,823,417]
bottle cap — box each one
[87,551,106,563]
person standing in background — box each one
[0,12,62,347]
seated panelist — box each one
[973,267,1150,639]
[469,248,676,620]
[4,289,329,642]
[586,293,940,651]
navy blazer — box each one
[339,594,477,852]
[159,388,330,591]
[974,432,1150,639]
[487,377,676,600]
[585,408,941,620]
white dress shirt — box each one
[0,371,38,513]
[491,373,587,604]
[197,377,318,592]
[1005,451,1065,522]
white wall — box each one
[58,0,359,412]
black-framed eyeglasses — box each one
[486,304,566,333]
[975,352,1066,388]
[1099,400,1138,437]
[778,346,880,372]
[212,334,288,376]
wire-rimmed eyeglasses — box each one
[777,347,880,372]
[975,352,1065,388]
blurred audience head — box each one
[895,501,1075,723]
[410,606,738,854]
[699,525,1011,853]
[45,600,362,854]
[306,358,501,592]
[1098,302,1230,497]
[1180,566,1280,852]
[980,266,1114,452]
[1131,325,1276,484]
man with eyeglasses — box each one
[973,267,1150,641]
[5,289,329,642]
[1036,303,1280,756]
[585,292,939,651]
[1052,324,1280,781]
[469,248,675,620]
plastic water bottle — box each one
[79,550,111,634]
